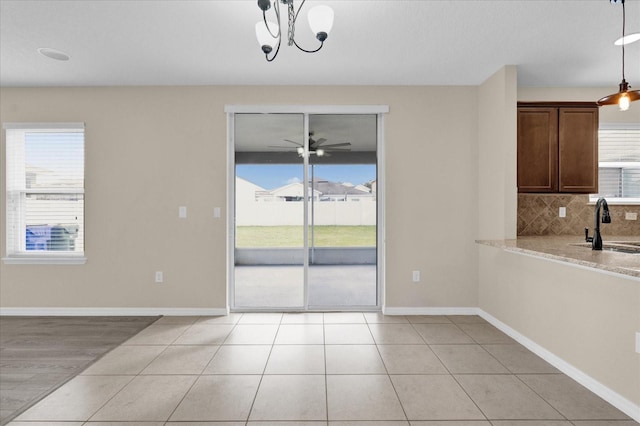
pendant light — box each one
[597,0,640,111]
[255,0,334,62]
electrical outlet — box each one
[155,271,164,283]
[636,332,640,354]
[412,270,420,282]
[559,207,566,218]
[179,206,187,218]
[625,212,638,221]
[214,207,221,218]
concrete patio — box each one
[234,265,377,309]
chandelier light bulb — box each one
[619,92,631,111]
[255,21,278,52]
[307,5,334,38]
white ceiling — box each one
[235,114,378,152]
[1,0,639,88]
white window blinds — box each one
[593,125,640,202]
[4,123,85,256]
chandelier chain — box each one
[288,2,295,46]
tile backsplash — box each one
[518,194,640,236]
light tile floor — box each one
[8,313,638,425]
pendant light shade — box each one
[597,0,639,111]
[597,79,640,111]
[255,21,279,53]
[307,5,334,40]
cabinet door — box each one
[558,108,598,193]
[517,108,558,192]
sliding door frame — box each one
[225,105,389,312]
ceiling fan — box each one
[268,132,351,156]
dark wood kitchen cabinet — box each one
[517,102,598,193]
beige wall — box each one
[0,85,480,309]
[477,65,518,240]
[478,244,640,408]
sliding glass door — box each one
[231,111,379,311]
[307,115,377,308]
[234,113,306,309]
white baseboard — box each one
[478,309,640,422]
[0,307,230,316]
[382,306,481,316]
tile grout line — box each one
[367,316,410,423]
[243,313,282,423]
[160,314,242,424]
[457,320,569,422]
[510,373,570,421]
[474,338,569,420]
[409,316,490,422]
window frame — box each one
[3,123,86,265]
[590,123,640,205]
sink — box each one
[571,242,640,254]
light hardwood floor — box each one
[0,316,158,425]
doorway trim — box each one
[225,105,389,312]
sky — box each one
[237,164,376,190]
[25,132,84,178]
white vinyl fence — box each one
[236,199,376,226]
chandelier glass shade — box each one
[255,0,334,62]
[597,0,640,111]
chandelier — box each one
[597,0,640,111]
[255,0,334,62]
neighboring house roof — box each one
[267,178,372,198]
[236,176,266,192]
[237,176,372,199]
[270,183,322,198]
[311,178,371,196]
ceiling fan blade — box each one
[268,145,297,149]
[314,138,327,146]
[283,139,303,146]
[320,142,351,148]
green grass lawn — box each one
[236,226,376,248]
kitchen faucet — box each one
[585,197,611,250]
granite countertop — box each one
[476,236,640,279]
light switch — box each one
[179,206,187,218]
[214,207,221,218]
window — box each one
[591,124,640,204]
[4,123,85,263]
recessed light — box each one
[614,33,640,45]
[37,47,70,61]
